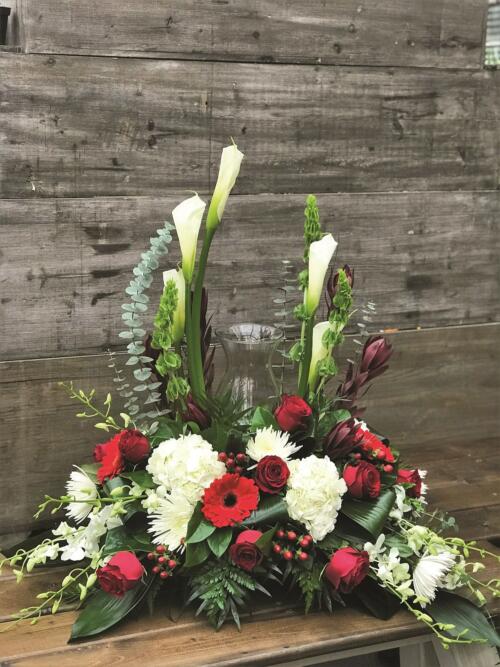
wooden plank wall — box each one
[0,0,499,539]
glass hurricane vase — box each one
[216,323,283,412]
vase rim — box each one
[216,323,283,344]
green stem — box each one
[298,316,314,397]
[190,228,216,401]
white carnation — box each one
[148,491,195,551]
[146,434,225,503]
[65,468,98,523]
[285,455,347,541]
[246,427,302,462]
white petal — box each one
[172,194,206,281]
[306,234,337,314]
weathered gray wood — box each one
[1,53,498,198]
[1,191,499,360]
[1,323,499,537]
[22,0,489,70]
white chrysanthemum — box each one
[285,455,347,541]
[246,427,302,463]
[413,551,455,604]
[146,434,225,503]
[65,468,98,523]
[148,492,195,551]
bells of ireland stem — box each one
[306,233,337,315]
[163,269,185,344]
[206,143,244,231]
[172,194,206,282]
[308,321,331,390]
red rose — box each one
[96,434,124,484]
[118,429,150,463]
[397,469,422,498]
[202,474,259,528]
[97,551,143,597]
[359,429,395,464]
[274,394,312,432]
[324,547,370,593]
[343,461,381,500]
[255,456,289,494]
[229,529,263,572]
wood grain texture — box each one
[1,53,498,198]
[22,0,489,70]
[1,323,499,538]
[2,191,500,361]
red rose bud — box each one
[118,429,150,463]
[255,455,290,495]
[324,418,365,460]
[360,335,393,382]
[343,461,381,500]
[97,551,143,597]
[96,434,125,484]
[325,547,370,594]
[397,469,423,498]
[229,529,263,572]
[274,394,312,432]
[182,394,211,430]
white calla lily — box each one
[306,234,337,314]
[308,321,331,388]
[207,143,244,230]
[163,268,186,344]
[172,194,206,281]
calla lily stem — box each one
[298,316,314,397]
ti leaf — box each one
[70,576,156,640]
[242,495,288,526]
[353,575,401,620]
[207,528,233,558]
[340,489,396,539]
[186,518,216,545]
[250,406,278,431]
[255,525,276,557]
[428,591,500,647]
[184,541,210,569]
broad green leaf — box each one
[102,526,153,557]
[250,406,278,431]
[80,463,99,483]
[120,470,156,489]
[70,576,155,640]
[384,534,414,558]
[201,422,229,452]
[428,591,500,647]
[186,518,216,545]
[184,540,210,568]
[340,489,396,539]
[207,528,233,558]
[254,525,276,557]
[242,495,288,527]
[354,575,401,620]
[185,502,204,541]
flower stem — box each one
[298,316,314,397]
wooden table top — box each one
[1,438,499,666]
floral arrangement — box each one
[3,144,499,648]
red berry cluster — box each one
[218,451,249,475]
[147,545,178,580]
[272,528,313,562]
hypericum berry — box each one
[158,556,166,564]
[299,538,309,548]
[156,545,166,554]
[147,552,155,560]
[276,529,285,539]
[383,464,394,473]
[218,452,228,462]
[226,458,235,468]
[167,559,177,569]
[235,466,243,474]
[287,531,297,542]
[236,453,246,463]
[152,565,161,574]
[273,544,282,554]
[354,452,362,460]
[298,551,309,561]
[282,550,293,561]
[160,570,170,579]
[377,450,385,460]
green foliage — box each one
[303,194,322,261]
[207,528,233,558]
[428,592,500,647]
[250,406,278,431]
[286,561,340,615]
[242,495,288,527]
[102,526,153,557]
[188,560,268,630]
[340,489,396,539]
[151,280,177,352]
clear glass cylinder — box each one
[216,323,283,411]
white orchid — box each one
[306,234,337,314]
[308,321,331,389]
[207,143,244,229]
[163,268,186,343]
[172,194,206,281]
[413,550,456,604]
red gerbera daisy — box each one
[202,473,259,528]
